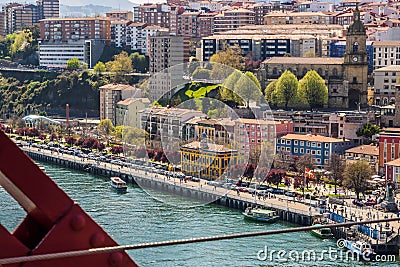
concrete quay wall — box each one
[24,149,314,226]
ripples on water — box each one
[0,163,398,267]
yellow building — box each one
[180,139,239,180]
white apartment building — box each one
[373,65,400,106]
[39,40,105,68]
[373,41,400,70]
[99,84,143,125]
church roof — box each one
[262,57,344,65]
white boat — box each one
[110,177,127,193]
[342,240,376,261]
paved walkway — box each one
[22,145,400,245]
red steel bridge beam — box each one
[0,131,138,267]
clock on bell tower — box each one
[343,5,368,108]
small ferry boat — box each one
[342,240,376,260]
[243,207,279,223]
[110,177,127,193]
[310,224,334,239]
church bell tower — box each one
[343,5,368,108]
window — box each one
[294,148,298,153]
[300,148,304,153]
[317,150,321,155]
[311,142,316,147]
[353,42,358,53]
[294,140,298,145]
[325,151,328,156]
[286,147,290,151]
[300,141,304,146]
[311,150,316,155]
[306,149,310,154]
[286,140,291,145]
[317,143,321,148]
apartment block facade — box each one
[373,65,400,106]
[213,8,255,33]
[39,17,110,42]
[276,134,354,167]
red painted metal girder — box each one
[0,131,138,267]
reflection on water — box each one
[0,162,398,266]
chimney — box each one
[66,104,70,126]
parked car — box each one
[352,199,364,207]
[372,190,381,196]
[380,201,398,212]
[285,191,296,197]
[364,199,377,206]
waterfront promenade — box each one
[21,145,400,253]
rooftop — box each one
[281,133,349,143]
[385,157,400,167]
[263,57,344,65]
[181,141,236,153]
[372,41,400,46]
[374,65,400,72]
[100,84,138,91]
[345,145,379,156]
[117,98,150,106]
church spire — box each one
[354,4,360,22]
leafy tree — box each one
[303,50,316,57]
[10,30,32,58]
[275,70,298,109]
[298,70,328,110]
[264,80,278,107]
[106,51,133,73]
[192,67,211,80]
[220,70,241,104]
[234,71,262,107]
[356,123,380,144]
[273,149,292,170]
[343,160,372,200]
[327,153,345,194]
[98,119,115,144]
[93,61,106,74]
[130,52,148,73]
[210,46,244,80]
[66,58,81,69]
[210,46,243,70]
[294,154,315,190]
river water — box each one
[1,162,398,266]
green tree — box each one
[264,80,278,107]
[327,153,346,195]
[98,119,115,145]
[303,50,316,57]
[234,71,262,107]
[66,58,81,69]
[220,70,241,104]
[275,70,298,109]
[210,46,244,79]
[93,61,106,74]
[356,123,380,144]
[210,46,243,70]
[343,160,372,200]
[192,67,211,80]
[106,51,133,73]
[10,30,33,58]
[130,52,148,73]
[298,70,328,110]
